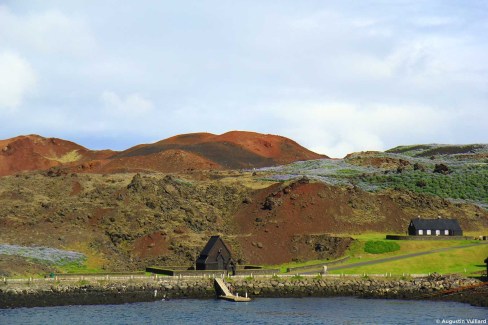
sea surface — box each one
[0,297,486,325]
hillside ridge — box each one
[0,132,326,176]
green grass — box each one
[264,232,482,275]
[329,244,488,275]
[364,241,400,254]
[309,233,481,271]
[337,169,362,176]
[56,261,103,274]
[348,233,473,253]
[290,275,304,281]
[329,232,487,275]
[266,257,346,273]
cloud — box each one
[0,5,96,56]
[0,52,37,109]
[0,2,486,155]
[272,102,455,158]
[411,16,459,28]
[101,91,154,116]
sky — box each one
[0,1,487,158]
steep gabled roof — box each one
[410,218,462,231]
[197,236,232,258]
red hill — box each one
[0,135,113,177]
[0,132,326,176]
[112,131,326,170]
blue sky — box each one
[0,1,487,157]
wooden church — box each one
[196,236,235,274]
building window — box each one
[444,230,449,235]
[436,230,440,236]
[426,230,432,235]
[418,230,423,235]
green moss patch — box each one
[364,241,400,254]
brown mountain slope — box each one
[113,131,326,170]
[0,132,325,176]
[98,150,221,174]
[0,135,113,177]
[0,172,485,273]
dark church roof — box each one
[199,236,230,256]
[196,236,232,264]
[410,218,462,231]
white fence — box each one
[1,273,432,285]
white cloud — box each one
[411,16,459,28]
[0,52,37,109]
[0,5,96,56]
[101,91,154,115]
[0,2,486,154]
[273,102,453,158]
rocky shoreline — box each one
[0,274,485,309]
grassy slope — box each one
[329,245,488,275]
[360,166,488,204]
[260,144,488,207]
[267,232,488,275]
[336,232,488,275]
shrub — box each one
[364,241,400,254]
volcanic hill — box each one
[0,132,326,176]
[0,135,113,177]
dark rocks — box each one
[416,180,427,188]
[298,176,310,184]
[45,167,68,177]
[127,173,144,192]
[243,197,252,204]
[433,164,450,174]
[314,243,326,252]
[263,196,280,210]
[413,163,426,171]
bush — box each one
[364,241,400,254]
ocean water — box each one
[0,297,486,325]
